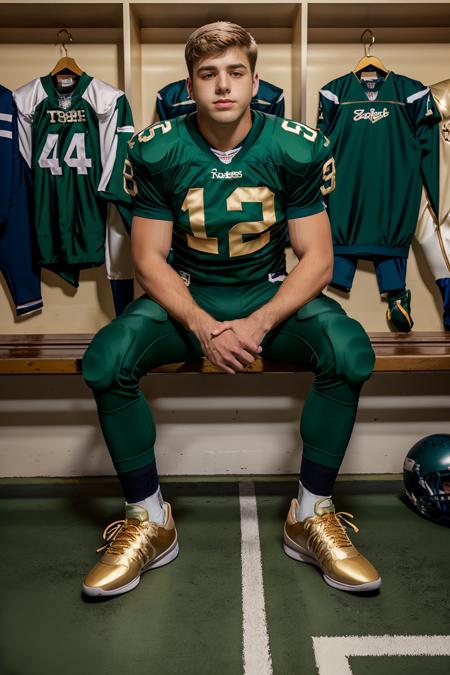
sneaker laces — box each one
[96,518,158,555]
[306,511,360,558]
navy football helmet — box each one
[403,434,450,521]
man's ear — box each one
[187,77,195,101]
[252,71,260,98]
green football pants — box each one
[82,281,375,475]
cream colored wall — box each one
[0,43,120,92]
[140,43,186,129]
[1,372,449,477]
[138,43,292,132]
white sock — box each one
[128,487,165,525]
[296,481,332,522]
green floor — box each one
[1,480,449,675]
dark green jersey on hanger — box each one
[317,71,440,257]
[13,72,133,284]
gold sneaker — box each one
[283,497,381,593]
[82,502,178,597]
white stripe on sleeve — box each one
[407,87,430,104]
[320,89,340,104]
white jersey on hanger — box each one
[416,79,450,280]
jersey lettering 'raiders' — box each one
[318,71,441,257]
[0,85,42,316]
[156,78,285,121]
[13,73,134,282]
[119,111,334,286]
[416,79,450,280]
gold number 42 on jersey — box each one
[122,164,275,257]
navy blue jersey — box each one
[0,85,14,224]
[0,85,42,316]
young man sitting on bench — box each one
[81,21,380,597]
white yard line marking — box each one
[239,481,273,675]
[313,635,450,675]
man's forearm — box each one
[135,255,211,332]
[251,251,332,332]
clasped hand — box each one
[197,316,266,374]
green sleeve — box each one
[98,93,135,207]
[317,88,338,135]
[284,129,335,219]
[128,144,173,221]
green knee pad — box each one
[296,294,374,386]
[82,299,168,392]
[82,322,136,392]
[321,315,375,386]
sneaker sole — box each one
[82,539,179,598]
[283,540,381,593]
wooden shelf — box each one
[308,27,450,43]
[1,333,449,374]
[308,2,450,43]
[132,2,299,27]
[0,3,123,28]
[0,27,122,43]
[132,2,300,44]
[0,2,124,43]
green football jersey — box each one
[317,71,440,257]
[121,111,334,286]
[13,73,133,281]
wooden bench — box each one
[0,332,449,374]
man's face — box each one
[188,47,259,125]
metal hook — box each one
[57,29,73,57]
[360,29,375,58]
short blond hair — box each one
[185,22,257,78]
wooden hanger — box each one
[51,29,83,76]
[353,29,388,75]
